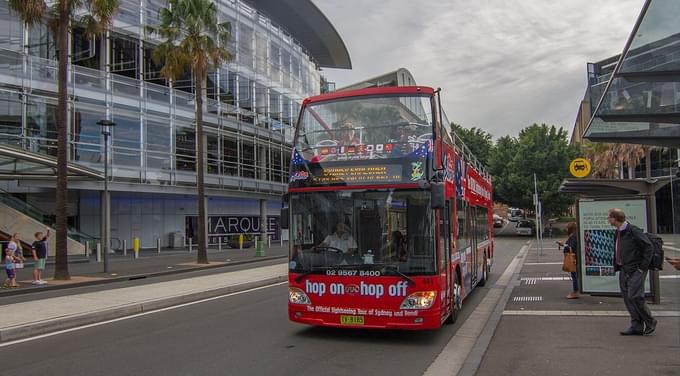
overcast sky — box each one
[314,0,643,140]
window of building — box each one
[111,35,138,79]
[26,95,58,156]
[222,133,238,176]
[112,112,141,167]
[241,139,255,178]
[175,127,196,171]
[72,104,104,163]
[145,117,171,170]
[207,134,219,174]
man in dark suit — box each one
[607,208,657,336]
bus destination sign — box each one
[313,165,403,185]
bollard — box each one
[218,237,222,252]
[85,241,90,258]
[188,237,193,253]
[183,235,186,247]
[239,234,243,250]
[280,235,283,247]
[96,242,102,263]
[123,239,127,257]
[254,236,258,250]
[255,235,265,257]
[133,237,140,259]
[157,238,161,254]
[267,235,271,249]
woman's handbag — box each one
[562,252,576,273]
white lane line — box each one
[660,275,680,279]
[524,262,563,265]
[0,281,287,348]
[423,244,529,376]
[503,310,680,317]
[521,277,571,281]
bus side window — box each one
[456,198,468,250]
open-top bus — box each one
[282,86,493,329]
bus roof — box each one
[303,86,435,106]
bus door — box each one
[469,206,478,286]
[438,202,452,316]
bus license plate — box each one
[340,315,364,325]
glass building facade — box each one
[0,0,351,247]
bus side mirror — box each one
[431,182,445,209]
[280,194,290,229]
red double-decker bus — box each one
[282,86,493,329]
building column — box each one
[260,199,267,245]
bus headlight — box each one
[400,291,437,310]
[289,287,311,305]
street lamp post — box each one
[98,119,116,273]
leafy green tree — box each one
[8,0,120,279]
[451,123,493,167]
[491,124,578,217]
[152,0,232,264]
[487,135,519,204]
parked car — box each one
[508,208,524,222]
[515,220,536,236]
[493,216,503,228]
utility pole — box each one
[534,173,543,256]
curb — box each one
[0,255,287,298]
[0,274,288,343]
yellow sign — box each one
[569,158,591,178]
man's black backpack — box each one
[645,232,664,271]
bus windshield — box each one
[295,94,433,161]
[288,190,436,275]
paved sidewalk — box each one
[1,243,288,296]
[473,244,680,376]
[0,262,288,343]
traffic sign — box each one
[569,158,591,178]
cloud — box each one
[315,0,643,139]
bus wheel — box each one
[478,256,488,286]
[445,273,462,324]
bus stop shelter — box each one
[559,178,669,303]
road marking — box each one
[423,243,529,376]
[660,275,680,279]
[524,262,562,265]
[512,296,543,302]
[503,310,680,317]
[0,281,287,348]
[521,276,571,281]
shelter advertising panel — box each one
[578,198,650,294]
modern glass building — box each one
[0,0,351,250]
[570,0,679,233]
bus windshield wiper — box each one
[380,264,416,286]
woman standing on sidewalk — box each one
[559,222,579,299]
[10,233,25,266]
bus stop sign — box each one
[569,158,591,178]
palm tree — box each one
[583,141,648,179]
[151,0,232,264]
[8,0,119,279]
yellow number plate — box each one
[340,315,364,325]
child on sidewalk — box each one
[31,229,50,285]
[4,245,19,288]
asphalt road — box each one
[0,238,527,376]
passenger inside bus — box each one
[337,120,360,145]
[318,223,358,254]
[381,230,407,262]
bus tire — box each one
[478,256,488,286]
[445,272,461,324]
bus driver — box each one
[319,223,357,254]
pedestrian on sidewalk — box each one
[31,229,50,285]
[607,208,656,336]
[3,244,19,288]
[10,233,25,266]
[558,222,579,299]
